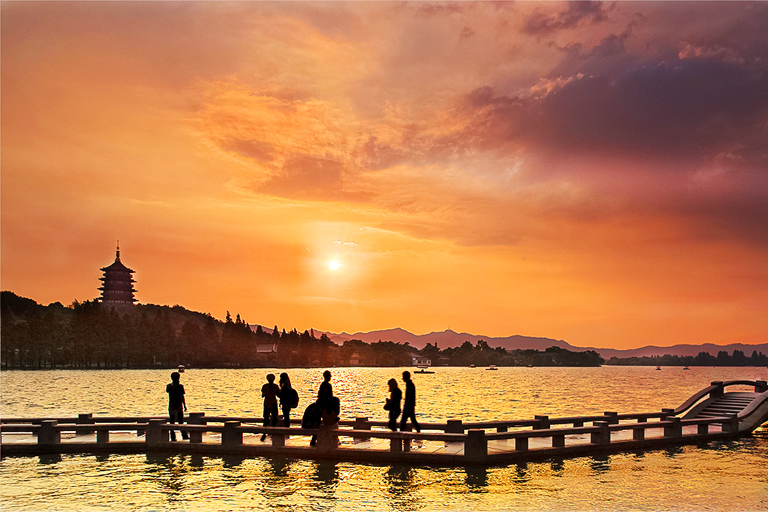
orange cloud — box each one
[2,1,767,349]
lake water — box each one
[1,366,767,511]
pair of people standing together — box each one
[385,371,420,432]
[260,372,299,441]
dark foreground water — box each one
[1,366,767,511]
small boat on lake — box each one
[486,365,498,371]
[415,365,434,374]
[177,365,185,373]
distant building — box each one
[256,343,277,354]
[99,242,137,310]
[411,355,431,367]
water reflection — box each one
[663,446,683,458]
[267,456,290,478]
[37,453,62,465]
[313,460,339,500]
[384,464,423,512]
[589,455,611,474]
[512,461,530,484]
[222,455,246,468]
[464,465,488,489]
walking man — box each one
[399,370,420,433]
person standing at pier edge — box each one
[278,372,298,427]
[385,378,402,431]
[261,373,280,442]
[166,371,188,441]
[317,370,333,400]
[400,371,421,433]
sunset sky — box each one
[2,1,767,350]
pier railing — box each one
[2,380,766,463]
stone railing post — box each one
[97,428,110,444]
[710,381,724,399]
[591,421,610,444]
[663,417,682,438]
[146,419,167,446]
[446,420,463,434]
[401,423,412,451]
[354,417,370,442]
[317,425,338,452]
[465,429,487,458]
[390,434,403,452]
[632,424,645,441]
[496,423,508,433]
[38,420,60,446]
[534,415,550,429]
[603,411,619,425]
[188,412,206,444]
[697,422,709,435]
[755,380,767,393]
[76,413,95,436]
[515,436,529,451]
[271,431,286,447]
[222,421,242,446]
[661,408,675,421]
[721,414,739,433]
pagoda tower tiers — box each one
[99,242,137,309]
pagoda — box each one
[99,242,137,309]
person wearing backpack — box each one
[278,372,299,428]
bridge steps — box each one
[693,394,758,418]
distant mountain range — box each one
[316,327,768,359]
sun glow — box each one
[329,260,341,271]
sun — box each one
[329,260,341,271]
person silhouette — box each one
[166,371,188,441]
[278,372,298,427]
[385,378,402,431]
[310,370,336,447]
[261,373,280,442]
[317,370,332,400]
[399,371,420,433]
[317,382,340,449]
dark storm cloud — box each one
[463,58,768,159]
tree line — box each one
[606,351,768,367]
[2,291,603,369]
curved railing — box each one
[671,380,767,416]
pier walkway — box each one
[2,380,767,467]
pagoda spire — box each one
[116,240,121,261]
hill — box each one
[317,327,768,360]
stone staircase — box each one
[692,393,757,419]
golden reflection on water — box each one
[2,366,767,511]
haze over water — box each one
[2,366,767,511]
